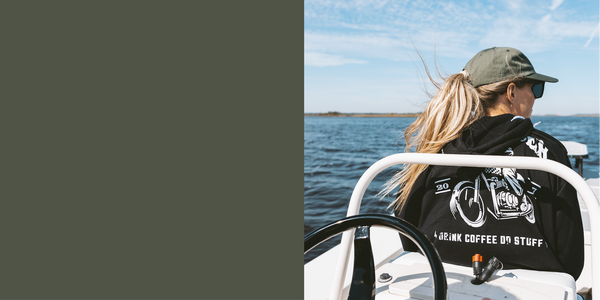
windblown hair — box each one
[382,70,527,212]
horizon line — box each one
[304,112,600,117]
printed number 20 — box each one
[437,183,449,191]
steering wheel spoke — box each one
[349,226,376,300]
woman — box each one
[384,47,585,280]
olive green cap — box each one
[463,47,558,88]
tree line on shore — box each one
[304,111,422,117]
[304,112,599,117]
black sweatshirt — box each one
[395,114,585,280]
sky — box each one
[304,0,600,115]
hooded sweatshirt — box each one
[395,114,585,280]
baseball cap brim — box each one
[524,72,558,83]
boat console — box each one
[377,252,576,300]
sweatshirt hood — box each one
[444,114,534,155]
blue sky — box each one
[304,0,599,115]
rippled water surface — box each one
[304,116,599,263]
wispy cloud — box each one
[304,52,368,67]
[480,12,598,53]
[584,23,599,48]
[304,28,477,63]
[502,0,523,10]
[305,31,407,61]
[549,0,564,11]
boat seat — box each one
[561,141,589,176]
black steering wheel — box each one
[304,214,448,300]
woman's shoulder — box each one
[529,129,568,153]
[531,129,567,150]
[523,128,570,165]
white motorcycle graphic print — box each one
[449,167,537,228]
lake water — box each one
[304,116,599,263]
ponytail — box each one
[382,70,483,212]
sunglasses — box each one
[523,80,545,99]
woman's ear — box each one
[506,83,516,103]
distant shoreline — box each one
[304,112,421,117]
[304,112,599,117]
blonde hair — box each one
[383,70,526,212]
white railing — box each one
[329,153,600,300]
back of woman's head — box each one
[383,47,558,211]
